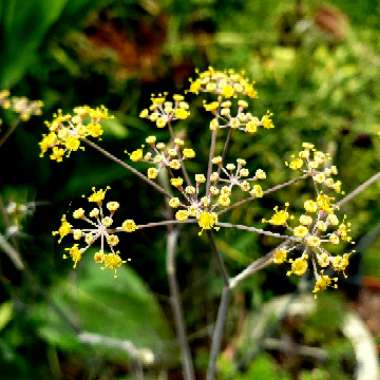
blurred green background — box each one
[1,0,380,379]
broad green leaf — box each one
[32,256,173,363]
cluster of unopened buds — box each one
[0,90,43,121]
[46,67,354,293]
[1,200,36,238]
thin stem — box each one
[218,175,308,216]
[206,129,218,194]
[168,121,192,187]
[338,171,380,207]
[206,286,231,380]
[83,138,172,198]
[206,232,231,380]
[207,231,230,286]
[136,219,196,230]
[0,234,24,270]
[217,222,299,241]
[229,241,289,289]
[217,129,232,176]
[166,228,195,380]
[0,119,19,147]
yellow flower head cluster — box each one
[167,155,268,233]
[206,101,274,133]
[53,186,137,276]
[128,136,196,180]
[286,142,342,194]
[266,168,353,295]
[188,67,257,99]
[39,105,111,162]
[139,93,190,128]
[0,90,43,121]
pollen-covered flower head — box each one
[39,105,112,162]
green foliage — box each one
[32,255,173,361]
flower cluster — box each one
[204,99,274,132]
[188,67,258,99]
[165,157,267,234]
[53,187,137,276]
[43,68,356,295]
[39,106,111,162]
[139,94,190,128]
[286,142,342,194]
[128,136,196,180]
[0,90,43,121]
[265,146,354,295]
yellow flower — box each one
[73,208,85,219]
[145,135,156,144]
[221,84,234,98]
[261,113,274,129]
[299,215,313,225]
[174,108,190,120]
[156,116,167,128]
[175,210,189,221]
[305,235,321,247]
[170,177,183,187]
[94,251,105,263]
[331,253,350,275]
[87,123,103,138]
[273,248,287,264]
[122,219,137,233]
[293,225,308,238]
[107,235,119,247]
[183,148,196,159]
[317,252,330,267]
[288,257,308,276]
[304,200,318,213]
[211,156,222,165]
[101,216,113,227]
[88,187,108,203]
[329,233,340,245]
[130,149,143,162]
[218,195,231,207]
[102,253,125,277]
[317,194,333,213]
[265,204,289,226]
[195,174,206,183]
[250,184,263,198]
[245,119,259,133]
[147,167,158,179]
[50,146,65,162]
[65,244,83,268]
[327,213,339,226]
[288,158,303,170]
[53,215,72,243]
[197,211,217,231]
[169,197,180,208]
[255,169,266,180]
[313,275,335,294]
[106,201,120,212]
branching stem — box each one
[166,228,195,380]
[83,138,172,198]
